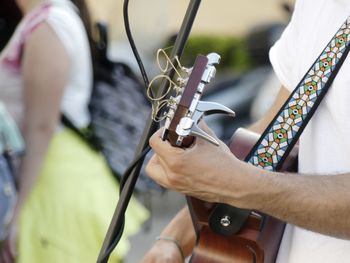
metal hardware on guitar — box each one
[158,52,235,147]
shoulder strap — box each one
[246,17,350,170]
[210,16,350,236]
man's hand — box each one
[146,124,258,209]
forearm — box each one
[239,164,350,239]
[237,85,350,238]
[15,123,56,216]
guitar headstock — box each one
[162,53,235,148]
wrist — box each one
[231,161,275,210]
[247,165,284,212]
[155,235,185,261]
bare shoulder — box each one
[22,21,70,80]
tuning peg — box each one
[192,101,235,123]
[202,53,221,84]
[207,53,221,65]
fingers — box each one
[146,155,167,188]
[148,124,223,171]
[149,128,184,159]
[149,122,219,151]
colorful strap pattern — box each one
[246,17,350,171]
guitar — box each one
[162,53,298,262]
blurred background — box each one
[86,0,294,79]
[0,0,295,262]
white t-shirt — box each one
[0,0,92,128]
[270,0,350,262]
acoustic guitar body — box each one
[188,128,298,263]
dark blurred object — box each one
[63,22,159,192]
[245,2,292,66]
[0,0,22,51]
[178,23,284,71]
[245,23,285,66]
[201,2,292,141]
[281,1,294,16]
[89,22,160,192]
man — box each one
[142,0,350,262]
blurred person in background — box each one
[142,0,350,262]
[0,0,148,262]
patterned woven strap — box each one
[209,17,350,236]
[246,17,350,171]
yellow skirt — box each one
[17,129,149,263]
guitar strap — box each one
[209,16,350,235]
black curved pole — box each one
[96,1,202,262]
